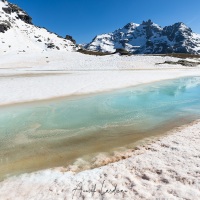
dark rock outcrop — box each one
[115,48,131,55]
[46,43,56,49]
[2,6,12,14]
[9,3,32,24]
[65,35,76,44]
[0,20,11,33]
[158,60,200,67]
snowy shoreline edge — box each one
[0,119,200,200]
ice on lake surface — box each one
[0,76,200,180]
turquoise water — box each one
[0,76,200,179]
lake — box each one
[0,76,200,180]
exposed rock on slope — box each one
[65,35,76,44]
[86,19,200,55]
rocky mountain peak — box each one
[123,22,139,30]
[141,19,154,26]
[163,22,192,43]
[171,22,192,32]
[86,21,200,55]
[1,0,32,24]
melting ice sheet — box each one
[0,77,200,180]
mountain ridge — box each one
[85,19,200,55]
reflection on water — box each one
[0,77,200,180]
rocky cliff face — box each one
[85,20,200,55]
[0,0,75,53]
[2,1,32,24]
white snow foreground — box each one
[0,0,75,54]
[0,120,200,200]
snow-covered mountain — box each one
[0,0,75,54]
[86,20,200,54]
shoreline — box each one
[0,109,198,182]
[0,119,200,199]
[62,116,199,173]
[0,70,200,108]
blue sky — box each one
[9,0,200,44]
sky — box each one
[9,0,200,44]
